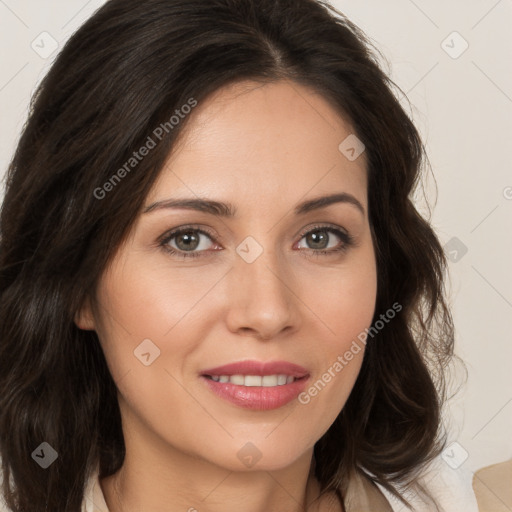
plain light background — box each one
[0,0,511,494]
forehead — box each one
[147,79,367,211]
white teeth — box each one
[277,375,287,385]
[209,374,297,387]
[230,374,245,385]
[244,375,262,387]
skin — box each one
[76,79,377,512]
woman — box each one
[0,0,463,510]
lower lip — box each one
[200,375,309,410]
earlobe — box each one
[74,296,96,331]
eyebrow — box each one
[143,192,365,217]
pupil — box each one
[307,231,328,249]
[176,232,199,251]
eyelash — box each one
[158,224,355,259]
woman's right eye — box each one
[160,228,220,259]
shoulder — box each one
[0,495,10,512]
[473,459,512,512]
[0,457,10,512]
[83,464,111,512]
[308,471,391,512]
[379,454,479,512]
[345,454,482,512]
[343,471,393,512]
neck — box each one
[101,447,326,512]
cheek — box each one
[300,254,378,348]
[93,258,227,354]
[294,256,377,417]
[329,270,377,349]
[91,259,238,435]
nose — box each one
[224,246,301,340]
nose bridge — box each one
[225,237,300,339]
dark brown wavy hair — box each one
[0,0,454,510]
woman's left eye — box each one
[159,225,354,259]
[295,227,354,255]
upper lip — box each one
[201,360,310,378]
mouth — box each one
[199,360,310,410]
[202,374,307,387]
[200,359,310,383]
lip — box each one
[200,374,310,410]
[200,360,310,378]
[199,360,310,411]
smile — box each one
[204,374,298,386]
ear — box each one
[74,296,96,331]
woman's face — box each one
[79,79,377,472]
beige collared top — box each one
[472,459,512,512]
[343,471,394,511]
[82,466,393,512]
